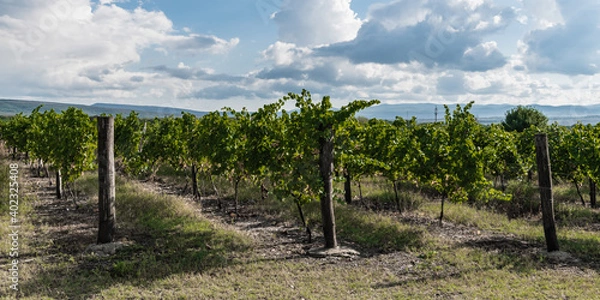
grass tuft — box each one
[335,205,427,252]
[264,196,428,253]
[419,200,600,263]
[111,177,254,276]
[555,202,600,227]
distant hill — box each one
[357,103,600,125]
[90,103,208,118]
[2,98,600,125]
[0,99,208,119]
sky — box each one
[1,0,600,112]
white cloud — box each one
[460,41,505,71]
[521,0,600,75]
[273,0,362,47]
[99,0,125,5]
[164,34,239,55]
[367,0,430,30]
[521,0,564,30]
[518,0,600,75]
[261,41,312,66]
[0,0,239,107]
[316,0,515,71]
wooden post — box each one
[590,177,597,209]
[97,116,116,244]
[344,168,352,204]
[319,129,338,249]
[393,181,401,212]
[191,164,199,199]
[534,134,559,252]
[55,170,62,199]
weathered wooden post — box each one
[55,170,62,199]
[344,168,352,205]
[191,164,199,199]
[319,129,338,249]
[97,116,116,244]
[590,177,597,209]
[534,133,559,252]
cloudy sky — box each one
[1,0,599,111]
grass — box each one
[335,205,427,252]
[1,171,253,299]
[555,202,600,227]
[420,201,540,237]
[335,176,428,212]
[420,200,600,262]
[552,180,595,205]
[81,173,254,270]
[89,258,600,299]
[255,189,429,253]
[1,164,600,299]
[355,175,600,262]
[146,164,264,206]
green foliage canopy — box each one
[502,105,548,132]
